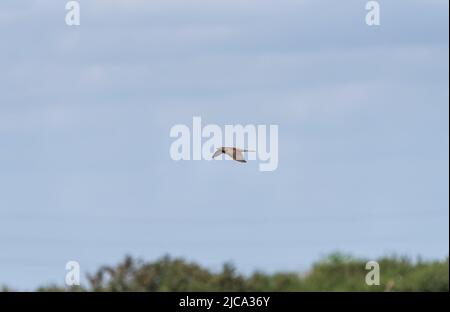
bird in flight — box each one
[212,147,255,163]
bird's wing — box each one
[212,149,223,158]
[225,148,247,163]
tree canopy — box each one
[17,253,448,292]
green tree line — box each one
[2,253,448,292]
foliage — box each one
[31,253,448,292]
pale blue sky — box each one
[0,0,448,289]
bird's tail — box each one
[243,149,256,152]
